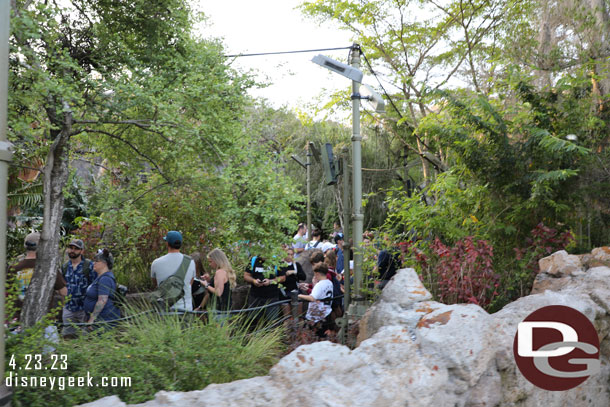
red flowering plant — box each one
[400,237,499,309]
[425,237,499,308]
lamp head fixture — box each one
[312,54,363,83]
[358,84,385,113]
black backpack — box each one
[330,275,343,310]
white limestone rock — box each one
[79,252,610,407]
[538,250,583,276]
[416,304,497,386]
[78,396,126,407]
[380,267,432,307]
[591,247,610,263]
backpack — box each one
[148,255,191,310]
[306,240,321,251]
[330,275,343,310]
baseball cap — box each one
[334,233,344,243]
[68,239,84,250]
[163,231,182,246]
[94,248,114,269]
[24,232,40,249]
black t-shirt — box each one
[246,257,279,299]
[277,262,306,297]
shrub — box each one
[397,222,574,311]
[506,222,574,299]
[428,237,499,308]
[7,310,284,406]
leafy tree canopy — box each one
[7,0,300,320]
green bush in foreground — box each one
[6,311,284,406]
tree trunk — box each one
[417,104,431,183]
[334,183,344,232]
[21,104,72,327]
[416,137,429,181]
[586,0,610,150]
[589,0,609,103]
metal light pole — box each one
[1,0,14,402]
[340,151,351,344]
[311,46,386,341]
[306,144,312,237]
[350,45,364,303]
[312,44,372,319]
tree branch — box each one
[72,158,111,172]
[116,180,176,207]
[73,119,174,142]
[83,128,171,182]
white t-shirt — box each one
[305,279,333,322]
[151,253,195,311]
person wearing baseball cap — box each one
[163,231,183,248]
[7,232,67,321]
[150,231,195,311]
[85,249,120,330]
[24,232,40,250]
[334,233,345,274]
[61,238,95,337]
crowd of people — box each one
[7,222,402,339]
[7,235,125,336]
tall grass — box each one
[7,306,284,407]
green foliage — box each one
[219,145,300,250]
[7,311,284,406]
[83,135,301,290]
[246,102,404,234]
[7,181,43,211]
[425,84,591,227]
[384,168,494,245]
[381,72,605,307]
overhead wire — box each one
[360,51,404,122]
[347,162,421,173]
[224,46,352,58]
[222,44,443,172]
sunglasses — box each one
[68,246,82,250]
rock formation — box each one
[79,248,610,407]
